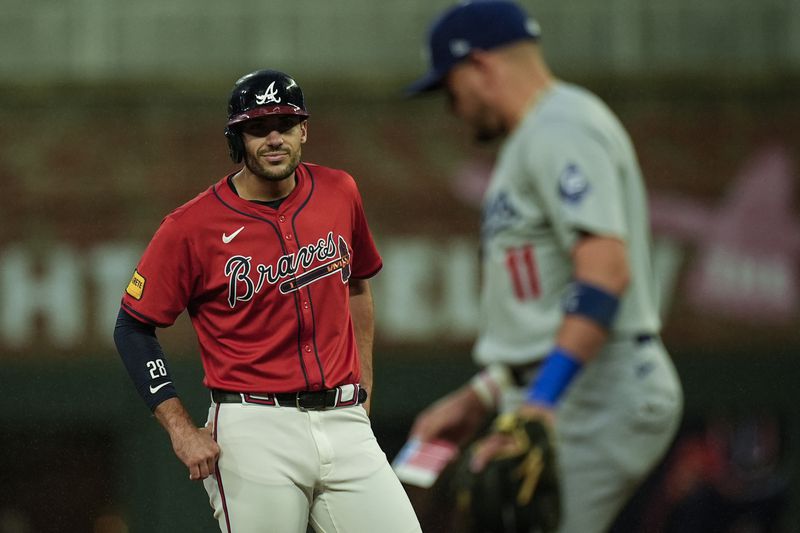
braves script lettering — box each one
[224,232,343,307]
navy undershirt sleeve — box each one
[113,307,178,412]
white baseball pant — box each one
[203,400,422,533]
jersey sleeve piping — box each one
[292,163,316,226]
[351,262,383,280]
[121,301,172,328]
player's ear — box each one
[470,49,502,94]
[300,120,308,143]
[469,49,494,72]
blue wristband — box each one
[526,347,583,407]
[563,280,620,330]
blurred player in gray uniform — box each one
[405,1,683,531]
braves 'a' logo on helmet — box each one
[255,81,281,105]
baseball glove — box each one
[454,412,561,533]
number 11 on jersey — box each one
[506,245,540,300]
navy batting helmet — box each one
[224,69,309,163]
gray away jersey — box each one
[474,82,660,366]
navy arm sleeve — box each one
[113,307,178,412]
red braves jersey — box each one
[121,163,382,393]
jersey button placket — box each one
[274,214,319,386]
[298,290,320,388]
[277,213,292,241]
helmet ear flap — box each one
[224,127,244,163]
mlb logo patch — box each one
[559,163,590,204]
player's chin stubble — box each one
[471,117,505,144]
[473,111,506,143]
[468,101,508,143]
[245,149,301,182]
[475,127,503,143]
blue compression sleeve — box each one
[114,307,177,412]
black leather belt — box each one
[211,386,367,410]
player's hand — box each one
[460,410,562,532]
[170,423,221,481]
[470,404,554,473]
[410,385,490,445]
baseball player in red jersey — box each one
[113,69,422,533]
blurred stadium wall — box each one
[0,1,799,532]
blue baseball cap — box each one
[406,0,541,95]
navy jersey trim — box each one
[121,301,171,328]
[353,263,383,281]
[291,163,327,387]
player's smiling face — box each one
[241,115,307,181]
[446,61,505,143]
